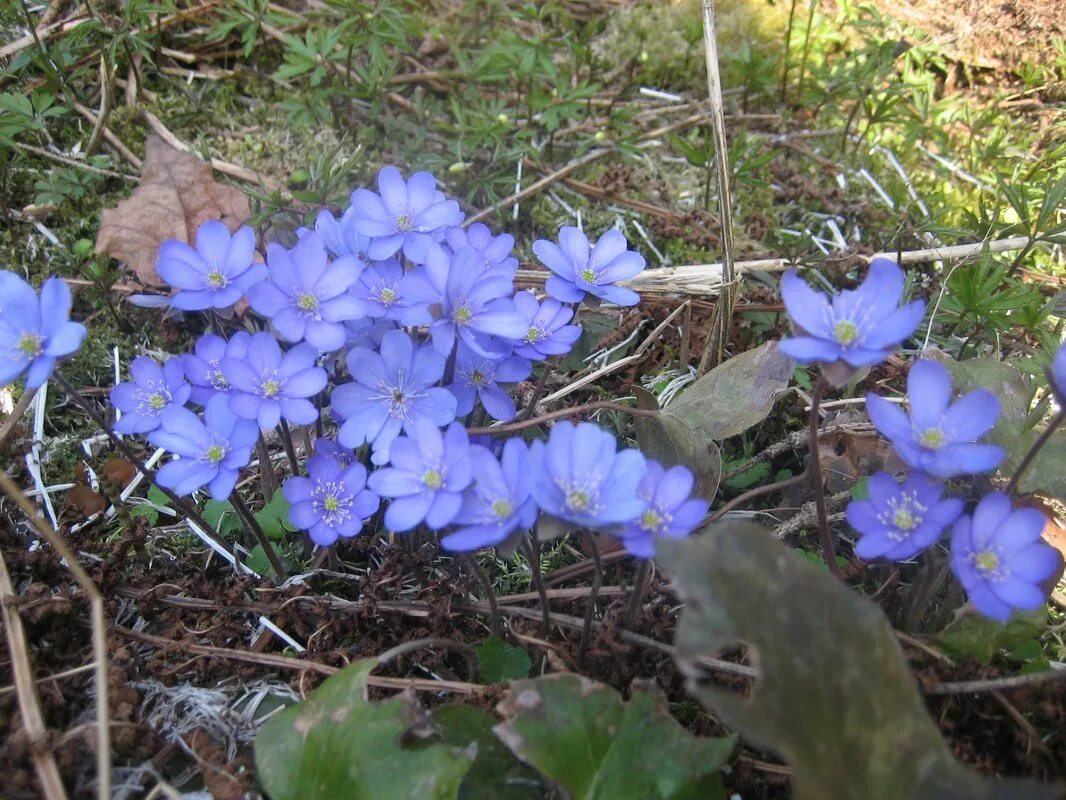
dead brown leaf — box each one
[95,134,250,286]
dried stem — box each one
[808,376,841,577]
[0,386,39,449]
[578,533,603,665]
[229,491,287,581]
[467,400,659,436]
[374,637,477,683]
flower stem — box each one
[54,372,235,561]
[518,361,555,421]
[623,559,651,629]
[278,419,301,475]
[229,491,288,581]
[463,554,499,635]
[578,532,603,665]
[521,535,551,636]
[808,376,841,578]
[257,433,277,501]
[1005,409,1066,496]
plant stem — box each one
[229,491,288,581]
[808,376,841,577]
[54,373,235,560]
[521,535,551,636]
[578,533,603,665]
[463,554,499,635]
[780,0,799,103]
[623,559,651,629]
[1005,408,1066,496]
[796,0,819,104]
[518,361,555,422]
[467,400,660,436]
[257,433,277,501]
[278,419,301,475]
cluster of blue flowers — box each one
[9,165,705,557]
[781,259,1062,621]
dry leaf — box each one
[65,484,107,518]
[96,134,250,286]
[101,457,136,488]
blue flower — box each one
[1051,341,1066,400]
[350,258,425,325]
[511,291,582,361]
[779,258,925,385]
[283,454,379,546]
[110,356,191,434]
[449,342,531,421]
[349,167,464,262]
[221,333,327,430]
[528,421,647,530]
[0,273,86,388]
[332,329,456,464]
[950,492,1062,622]
[367,420,473,531]
[313,437,357,469]
[845,471,963,561]
[180,332,250,405]
[155,221,265,310]
[532,227,645,307]
[405,245,527,358]
[618,461,709,558]
[866,359,1005,479]
[148,394,259,499]
[444,223,518,276]
[246,233,365,352]
[441,438,538,551]
[313,206,372,262]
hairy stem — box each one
[623,559,651,629]
[229,491,288,581]
[518,361,555,422]
[578,533,603,665]
[521,535,551,636]
[463,554,499,635]
[808,376,841,577]
[257,433,277,501]
[278,419,301,475]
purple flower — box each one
[349,167,464,262]
[181,332,250,405]
[246,233,365,352]
[221,333,327,430]
[449,342,531,421]
[314,437,357,469]
[950,492,1062,622]
[111,356,191,435]
[779,259,925,385]
[148,394,258,499]
[155,221,265,310]
[1051,341,1066,399]
[441,438,538,551]
[0,273,86,389]
[866,359,1005,479]
[444,223,518,276]
[845,471,964,561]
[367,420,473,532]
[314,207,373,262]
[405,245,527,358]
[528,421,647,530]
[350,258,426,325]
[344,317,397,351]
[532,227,645,307]
[331,329,456,464]
[283,454,379,546]
[511,291,582,361]
[618,461,709,558]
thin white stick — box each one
[256,617,306,653]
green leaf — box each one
[474,637,531,684]
[256,491,295,541]
[255,659,474,800]
[128,504,159,525]
[665,343,794,441]
[203,499,242,538]
[493,674,734,800]
[147,485,171,507]
[657,525,1057,800]
[631,387,722,499]
[935,609,1046,664]
[431,705,543,800]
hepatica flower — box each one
[314,206,372,263]
[350,166,464,262]
[866,359,1005,479]
[246,233,365,352]
[148,394,258,499]
[181,332,250,405]
[314,437,357,469]
[779,259,925,385]
[449,342,531,421]
[332,329,456,464]
[351,259,425,325]
[111,356,191,434]
[155,221,265,310]
[1051,341,1066,399]
[283,455,379,546]
[950,492,1061,622]
[0,273,86,388]
[444,223,518,276]
[512,291,582,361]
[221,333,326,429]
[528,421,647,530]
[533,227,645,307]
[619,461,709,558]
[846,471,963,561]
[441,438,537,552]
[368,420,473,531]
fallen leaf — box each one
[96,134,250,286]
[65,484,107,518]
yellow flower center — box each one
[975,551,999,573]
[455,306,472,325]
[920,427,944,449]
[324,495,339,512]
[422,469,443,489]
[892,508,916,531]
[262,379,280,398]
[298,293,318,311]
[579,268,597,284]
[834,320,858,345]
[17,333,42,357]
[566,489,589,511]
[207,445,226,463]
[395,213,413,232]
[491,499,513,519]
[641,508,663,531]
[148,393,167,411]
[379,287,396,304]
[526,326,542,342]
[206,270,227,289]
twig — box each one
[0,469,109,800]
[926,668,1066,696]
[11,142,135,181]
[0,663,97,699]
[72,103,142,168]
[706,473,808,525]
[0,386,39,450]
[772,490,850,539]
[696,0,738,373]
[719,421,877,482]
[374,637,477,683]
[466,400,659,436]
